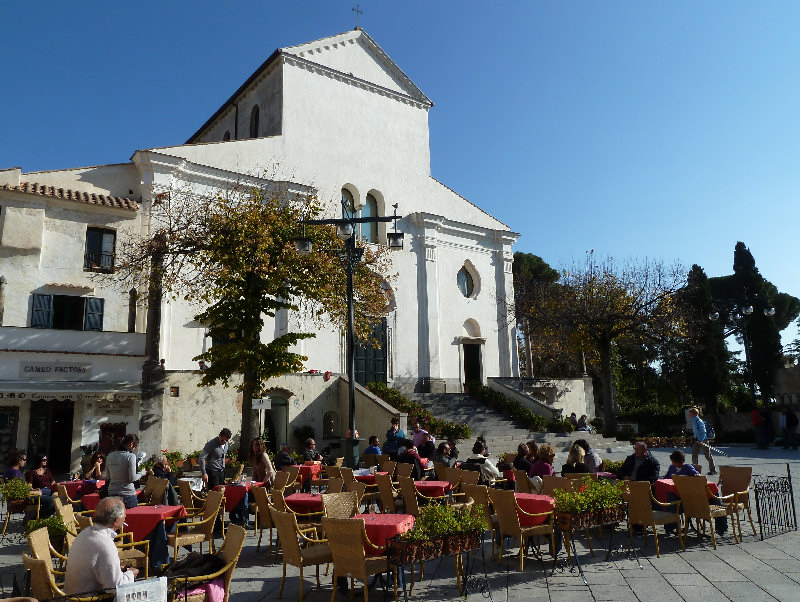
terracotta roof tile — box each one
[0,181,139,211]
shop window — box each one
[84,227,115,271]
[31,294,104,331]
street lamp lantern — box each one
[294,237,313,255]
[335,223,354,241]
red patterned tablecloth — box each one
[414,480,451,498]
[354,513,415,555]
[297,464,322,484]
[285,493,323,513]
[354,472,388,486]
[654,479,719,503]
[214,481,263,512]
[123,505,187,542]
[515,493,555,526]
[57,480,104,498]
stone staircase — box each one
[408,393,624,454]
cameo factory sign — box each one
[19,361,92,380]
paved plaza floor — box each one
[0,443,797,601]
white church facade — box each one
[0,29,518,467]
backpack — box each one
[704,420,715,440]
[162,551,225,578]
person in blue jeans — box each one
[689,407,716,475]
[104,433,146,509]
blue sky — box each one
[2,2,798,343]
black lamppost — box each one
[296,200,403,468]
[709,293,775,408]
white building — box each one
[0,29,518,467]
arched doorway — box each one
[461,319,485,389]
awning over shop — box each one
[0,381,141,402]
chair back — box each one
[672,475,712,520]
[381,460,397,478]
[326,465,342,479]
[321,492,359,519]
[270,489,289,513]
[322,517,367,577]
[462,484,492,531]
[27,527,53,563]
[718,466,752,497]
[272,471,291,492]
[363,453,380,468]
[203,490,224,523]
[325,478,344,493]
[345,480,367,506]
[488,489,522,534]
[216,524,246,602]
[250,486,273,529]
[285,465,301,487]
[541,475,569,496]
[375,473,397,513]
[22,553,62,600]
[271,509,303,567]
[56,484,72,506]
[514,470,533,493]
[395,463,413,480]
[460,470,480,487]
[139,476,156,503]
[145,477,169,505]
[397,477,419,516]
[334,457,345,467]
[623,480,657,525]
[76,514,93,530]
[433,461,448,481]
[444,467,462,491]
[177,480,201,509]
[339,467,356,485]
[565,472,597,481]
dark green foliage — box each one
[546,418,575,433]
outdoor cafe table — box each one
[57,480,105,498]
[414,480,451,498]
[654,478,719,503]
[214,481,264,512]
[285,493,323,514]
[514,493,555,527]
[123,504,188,542]
[81,488,142,512]
[297,463,322,485]
[354,471,388,486]
[354,513,415,556]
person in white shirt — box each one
[464,440,501,482]
[64,497,137,594]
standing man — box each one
[689,407,716,475]
[64,497,137,594]
[199,428,232,489]
[383,417,406,455]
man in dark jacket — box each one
[274,443,297,473]
[616,442,660,484]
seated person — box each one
[664,450,699,478]
[303,438,324,463]
[616,442,660,483]
[417,432,436,463]
[464,440,501,483]
[3,450,26,481]
[475,436,490,458]
[26,454,56,517]
[561,443,590,475]
[434,441,458,468]
[529,444,556,478]
[152,455,179,486]
[398,440,427,467]
[364,436,382,456]
[84,452,106,480]
[573,439,604,473]
[274,443,298,473]
[576,415,592,432]
[64,497,137,594]
[513,443,533,474]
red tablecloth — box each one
[503,470,517,483]
[414,480,451,497]
[123,505,187,542]
[297,464,322,484]
[354,513,415,555]
[57,480,104,498]
[355,472,388,486]
[214,482,263,512]
[515,493,555,526]
[285,493,323,513]
[654,479,720,503]
[81,488,142,512]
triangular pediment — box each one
[282,29,431,105]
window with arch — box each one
[342,188,356,219]
[341,187,379,243]
[457,266,475,297]
[323,411,338,439]
[222,130,231,141]
[249,105,259,138]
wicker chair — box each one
[324,478,344,494]
[27,527,66,581]
[375,473,403,513]
[462,484,499,556]
[363,454,380,468]
[673,475,737,549]
[459,470,480,488]
[488,489,555,571]
[167,490,223,561]
[271,490,323,534]
[395,463,414,480]
[22,553,114,601]
[397,477,420,516]
[433,461,448,481]
[285,466,301,493]
[623,480,683,557]
[321,492,359,519]
[272,471,292,493]
[325,466,342,480]
[344,480,367,508]
[514,469,533,493]
[380,460,397,479]
[56,484,81,510]
[718,465,756,539]
[171,524,246,602]
[322,517,395,602]
[541,475,569,496]
[177,479,206,519]
[139,477,169,505]
[250,486,275,555]
[272,510,332,601]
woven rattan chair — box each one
[488,489,554,571]
[463,484,499,556]
[321,492,359,519]
[285,466,301,493]
[325,466,342,480]
[459,470,480,488]
[23,553,115,601]
[433,461,448,481]
[177,480,206,519]
[272,510,331,601]
[27,527,66,582]
[272,471,292,493]
[395,463,413,480]
[541,475,569,496]
[322,517,396,602]
[380,460,396,479]
[271,490,323,535]
[167,490,223,561]
[345,480,367,508]
[339,467,356,486]
[375,473,403,513]
[514,469,534,493]
[673,475,736,549]
[325,478,344,494]
[250,486,275,555]
[623,480,683,557]
[172,524,246,602]
[56,484,81,510]
[363,454,380,468]
[718,465,756,539]
[138,477,169,505]
[397,477,420,516]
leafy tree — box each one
[116,184,393,455]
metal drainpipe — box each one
[0,275,5,325]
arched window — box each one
[361,194,378,243]
[457,267,474,297]
[222,130,231,141]
[341,188,356,219]
[323,411,338,439]
[249,105,259,138]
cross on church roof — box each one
[352,4,363,29]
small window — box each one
[361,194,378,243]
[457,267,474,297]
[222,130,231,141]
[31,294,104,331]
[341,188,356,219]
[84,227,115,272]
[249,106,259,138]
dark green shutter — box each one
[31,294,52,328]
[84,298,104,331]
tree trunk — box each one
[523,317,534,378]
[239,368,259,459]
[598,335,618,431]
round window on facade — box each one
[457,267,474,297]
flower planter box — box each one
[387,529,483,565]
[556,504,626,532]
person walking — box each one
[199,428,232,489]
[689,407,716,475]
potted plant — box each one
[1,478,32,513]
[552,476,625,532]
[162,449,184,468]
[26,514,67,550]
[185,450,201,468]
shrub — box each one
[552,476,624,514]
[603,459,623,474]
[0,478,31,501]
[547,418,575,433]
[26,515,67,542]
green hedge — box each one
[466,382,548,432]
[366,382,472,442]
